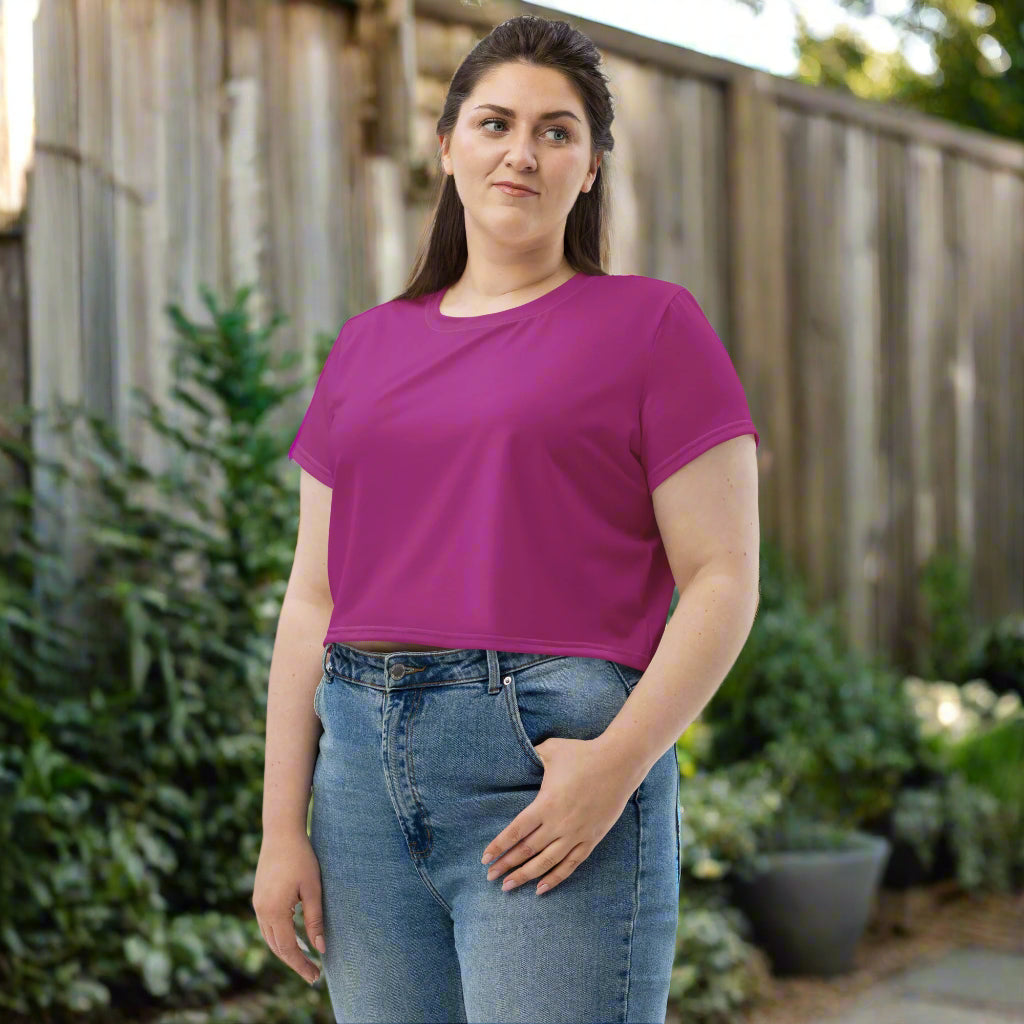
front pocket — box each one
[312,673,327,720]
[609,659,644,693]
[503,656,638,772]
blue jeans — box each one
[310,641,682,1023]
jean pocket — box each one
[503,656,637,772]
[312,673,327,720]
[609,659,644,693]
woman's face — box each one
[439,62,601,246]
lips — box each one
[493,182,537,195]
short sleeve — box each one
[288,328,345,487]
[640,288,760,494]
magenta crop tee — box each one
[288,272,759,672]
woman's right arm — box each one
[253,467,334,986]
[262,469,335,838]
[262,594,332,837]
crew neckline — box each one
[424,271,590,332]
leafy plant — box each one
[675,718,714,778]
[0,284,335,1021]
[784,0,1024,147]
[700,585,922,828]
[959,614,1024,699]
[903,675,1022,742]
[667,767,784,1023]
[885,784,947,881]
[677,766,782,884]
[948,714,1024,809]
[912,543,978,684]
[942,770,1019,893]
[944,715,1024,888]
[669,887,772,1024]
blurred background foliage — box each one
[733,0,1023,142]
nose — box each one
[500,130,538,169]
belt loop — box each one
[321,642,332,677]
[486,649,502,694]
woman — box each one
[254,13,761,1023]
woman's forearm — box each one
[262,593,334,838]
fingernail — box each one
[315,935,326,954]
[312,972,320,985]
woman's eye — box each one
[480,118,570,142]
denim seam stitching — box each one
[404,685,432,856]
[609,659,641,694]
[502,676,547,772]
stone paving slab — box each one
[816,1002,1020,1024]
[811,948,1024,1024]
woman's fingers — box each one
[266,914,321,985]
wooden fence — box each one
[7,0,1023,666]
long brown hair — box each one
[391,14,615,304]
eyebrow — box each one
[472,103,581,124]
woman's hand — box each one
[252,833,326,986]
[481,737,639,895]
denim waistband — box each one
[322,641,579,691]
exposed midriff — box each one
[340,641,455,653]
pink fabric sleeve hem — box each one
[288,445,334,488]
[647,420,759,493]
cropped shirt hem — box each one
[323,625,651,673]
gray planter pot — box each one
[730,831,891,976]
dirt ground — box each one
[671,880,1024,1024]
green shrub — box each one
[959,615,1024,699]
[947,713,1024,809]
[911,545,1024,699]
[940,769,1020,892]
[676,763,781,882]
[699,580,922,829]
[911,543,976,682]
[669,887,772,1024]
[0,284,335,1022]
[903,676,1022,741]
[665,765,782,1022]
[694,541,1022,895]
[886,678,1024,891]
[945,714,1024,887]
